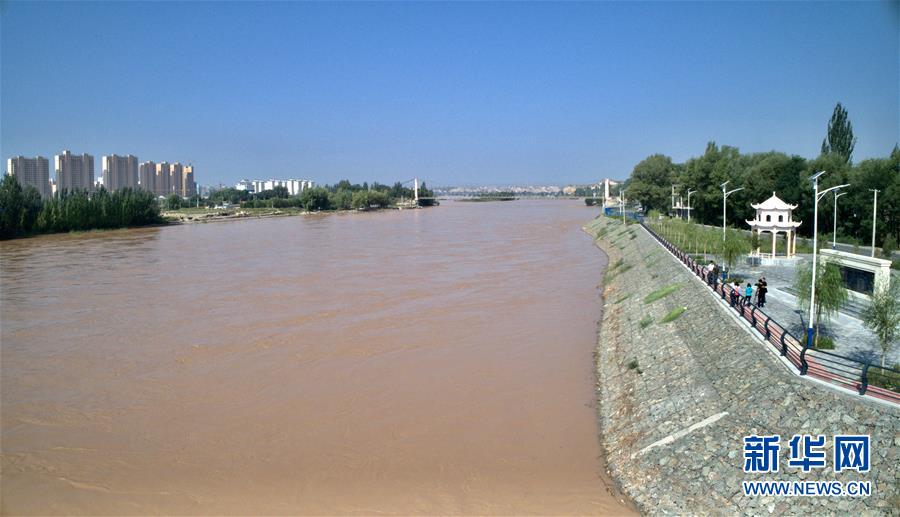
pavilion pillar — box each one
[772,231,777,257]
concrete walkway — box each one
[728,257,898,367]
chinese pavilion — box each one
[746,192,802,258]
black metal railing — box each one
[640,221,899,406]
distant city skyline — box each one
[2,2,897,187]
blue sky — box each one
[1,1,897,186]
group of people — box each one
[704,261,768,309]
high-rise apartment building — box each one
[182,165,196,197]
[101,154,138,192]
[55,150,94,193]
[154,162,171,196]
[139,161,156,193]
[7,156,51,197]
[169,163,183,196]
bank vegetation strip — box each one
[585,215,898,515]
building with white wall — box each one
[235,178,314,196]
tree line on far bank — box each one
[623,103,899,249]
[0,175,162,239]
[197,179,435,212]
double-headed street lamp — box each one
[686,189,697,223]
[721,181,744,240]
[806,170,850,350]
[832,191,847,249]
[869,189,880,258]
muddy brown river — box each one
[1,199,632,515]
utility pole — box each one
[832,191,847,249]
[671,184,677,217]
[869,189,880,257]
[686,189,696,223]
[806,171,849,350]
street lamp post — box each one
[869,189,880,257]
[805,170,850,350]
[686,189,696,223]
[671,185,678,217]
[720,181,744,240]
[832,191,847,249]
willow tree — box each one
[861,282,900,367]
[721,229,749,272]
[794,260,848,347]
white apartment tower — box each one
[7,156,51,198]
[101,154,139,192]
[55,150,95,193]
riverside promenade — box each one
[586,216,899,515]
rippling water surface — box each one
[1,199,630,515]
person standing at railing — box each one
[744,283,753,306]
[706,261,716,286]
[755,277,768,308]
[730,281,740,307]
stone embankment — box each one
[586,216,899,515]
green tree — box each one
[881,234,897,259]
[330,189,353,210]
[795,260,849,347]
[300,187,332,211]
[0,174,25,238]
[861,282,900,367]
[721,228,749,272]
[165,194,183,210]
[625,154,675,213]
[821,102,857,164]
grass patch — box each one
[814,336,835,350]
[626,359,643,374]
[868,364,900,393]
[639,315,653,328]
[614,293,631,304]
[643,284,681,304]
[604,264,632,283]
[612,257,625,270]
[660,306,687,323]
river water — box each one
[1,199,631,515]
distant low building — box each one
[235,179,255,193]
[7,155,51,198]
[235,178,314,196]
